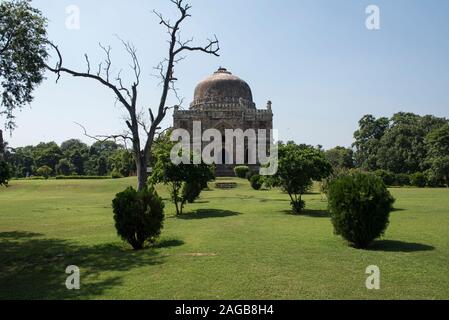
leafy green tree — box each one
[426,124,449,158]
[55,158,72,176]
[325,146,354,172]
[424,123,449,186]
[429,156,449,187]
[33,142,61,172]
[266,142,332,214]
[376,113,427,174]
[97,156,108,176]
[353,115,389,170]
[109,149,135,177]
[0,0,48,130]
[150,141,214,216]
[36,165,52,179]
[354,113,448,174]
[69,149,85,175]
[89,140,119,157]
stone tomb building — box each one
[173,68,273,176]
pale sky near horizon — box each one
[3,0,449,149]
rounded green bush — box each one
[112,185,165,250]
[410,172,426,188]
[374,169,395,186]
[250,174,263,190]
[182,181,202,203]
[328,172,395,249]
[234,166,250,179]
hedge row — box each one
[374,170,437,188]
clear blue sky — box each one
[5,0,449,149]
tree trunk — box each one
[0,130,4,162]
[136,154,148,192]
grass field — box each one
[0,177,448,300]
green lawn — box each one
[0,177,448,300]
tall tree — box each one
[353,115,389,170]
[325,146,354,173]
[425,124,449,186]
[45,0,220,191]
[0,0,48,131]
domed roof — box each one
[192,68,254,108]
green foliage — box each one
[325,146,354,172]
[55,158,72,176]
[353,113,448,174]
[428,156,449,187]
[234,166,249,179]
[109,149,135,177]
[0,0,49,130]
[245,169,256,181]
[112,185,165,250]
[374,169,395,186]
[0,160,10,186]
[150,141,215,215]
[250,174,263,190]
[353,115,389,170]
[111,170,124,179]
[328,172,395,249]
[7,139,130,178]
[36,165,52,179]
[393,173,411,187]
[410,172,426,188]
[265,142,332,214]
[425,124,449,187]
[182,181,203,203]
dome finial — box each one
[215,67,230,74]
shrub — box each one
[410,172,426,188]
[234,166,250,179]
[36,165,53,179]
[246,169,256,181]
[328,172,395,249]
[425,169,441,187]
[111,170,124,179]
[250,174,263,190]
[374,169,395,186]
[0,161,11,187]
[182,181,202,204]
[112,185,165,250]
[393,173,411,186]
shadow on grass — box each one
[369,240,435,252]
[177,209,241,220]
[155,239,185,248]
[0,231,175,299]
[281,209,329,218]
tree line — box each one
[3,139,135,179]
[325,112,449,187]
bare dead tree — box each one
[45,0,219,191]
